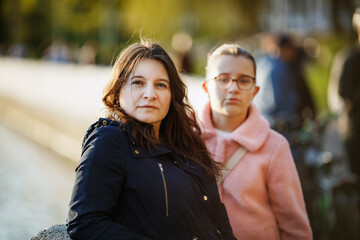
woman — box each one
[198,43,312,239]
[67,40,236,240]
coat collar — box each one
[96,118,174,157]
[198,102,270,152]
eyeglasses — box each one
[210,75,256,90]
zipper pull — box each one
[158,163,164,172]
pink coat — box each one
[198,102,312,240]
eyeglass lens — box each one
[215,76,254,90]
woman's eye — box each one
[131,80,144,86]
[156,82,169,88]
[217,77,229,83]
[239,79,250,84]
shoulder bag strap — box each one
[217,147,247,185]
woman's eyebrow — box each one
[131,75,169,82]
[130,75,145,79]
[218,73,254,78]
[157,78,170,82]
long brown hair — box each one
[103,40,220,179]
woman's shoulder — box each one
[77,119,130,173]
[263,128,290,150]
[82,118,129,148]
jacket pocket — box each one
[157,163,169,216]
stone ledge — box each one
[30,224,71,240]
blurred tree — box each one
[1,0,359,64]
[49,0,100,43]
[2,0,22,44]
[22,0,51,57]
[121,0,182,43]
[330,0,357,33]
[98,0,122,64]
[0,0,8,46]
[226,0,264,35]
[121,0,264,43]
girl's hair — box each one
[103,40,220,179]
[206,43,257,78]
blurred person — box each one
[8,43,28,58]
[257,32,280,59]
[0,42,9,56]
[77,40,98,64]
[171,32,193,74]
[42,40,73,63]
[328,8,360,197]
[254,34,316,132]
[292,46,317,121]
[198,43,312,239]
[67,40,236,240]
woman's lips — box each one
[226,98,241,103]
[139,105,158,109]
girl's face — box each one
[119,58,171,130]
[203,55,259,120]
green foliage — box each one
[0,0,266,62]
[0,0,355,72]
[120,0,263,42]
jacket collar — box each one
[198,102,270,152]
[98,118,174,158]
[95,118,207,176]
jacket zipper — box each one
[157,163,169,216]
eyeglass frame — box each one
[207,74,256,90]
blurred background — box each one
[1,0,360,239]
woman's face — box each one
[119,58,171,130]
[203,55,259,119]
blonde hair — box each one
[206,43,256,78]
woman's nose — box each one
[143,85,157,99]
[228,80,240,92]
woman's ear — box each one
[252,86,260,98]
[202,81,209,94]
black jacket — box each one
[67,118,236,240]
